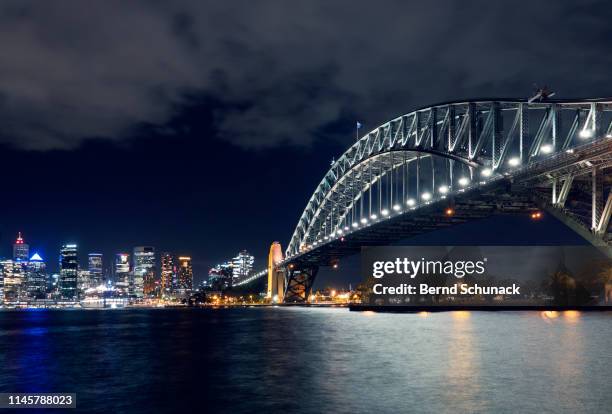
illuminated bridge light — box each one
[480,168,492,177]
[381,209,389,216]
[438,185,449,194]
[370,214,378,220]
[360,217,368,224]
[458,177,470,187]
[352,222,358,228]
[540,144,553,154]
[508,157,520,167]
[344,226,349,231]
[579,129,593,139]
[406,198,416,206]
[421,192,431,201]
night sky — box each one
[0,1,610,284]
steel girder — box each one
[287,99,612,258]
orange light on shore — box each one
[531,211,543,220]
[445,208,455,216]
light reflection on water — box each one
[0,308,610,414]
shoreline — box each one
[349,304,612,313]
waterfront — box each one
[0,308,611,413]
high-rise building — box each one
[59,244,78,300]
[88,253,103,287]
[133,246,155,298]
[26,253,47,299]
[13,232,29,261]
[208,262,233,290]
[177,256,193,295]
[160,252,175,296]
[78,269,92,292]
[232,250,254,282]
[1,260,17,302]
[114,253,130,294]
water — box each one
[0,308,610,413]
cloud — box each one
[0,0,610,150]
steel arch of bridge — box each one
[286,99,612,258]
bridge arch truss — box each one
[287,99,612,258]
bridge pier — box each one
[283,266,318,303]
[267,242,286,302]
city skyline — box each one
[0,2,610,288]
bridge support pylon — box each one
[283,266,318,303]
[267,242,286,303]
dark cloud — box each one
[0,0,611,150]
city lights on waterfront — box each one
[0,233,195,308]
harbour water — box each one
[0,308,610,413]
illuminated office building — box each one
[232,250,254,282]
[160,252,175,296]
[133,246,156,298]
[208,262,232,290]
[26,253,47,299]
[177,256,193,295]
[59,244,78,300]
[78,269,92,292]
[88,253,103,287]
[1,259,22,302]
[114,253,130,294]
[13,232,29,261]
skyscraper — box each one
[133,246,155,298]
[232,250,254,282]
[160,252,175,297]
[13,232,29,261]
[77,269,92,292]
[114,253,130,294]
[88,253,103,287]
[177,256,193,295]
[208,262,233,290]
[59,244,78,300]
[26,253,47,299]
[1,259,18,302]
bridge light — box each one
[480,168,492,177]
[370,214,378,220]
[445,207,455,216]
[360,217,368,224]
[381,209,389,216]
[392,204,401,211]
[606,133,612,139]
[579,129,593,139]
[508,157,521,167]
[344,226,349,231]
[336,229,343,235]
[565,149,574,154]
[406,198,416,206]
[458,177,470,187]
[421,192,432,201]
[352,222,358,228]
[438,185,449,194]
[540,144,553,154]
[324,236,329,240]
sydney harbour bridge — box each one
[235,98,612,303]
